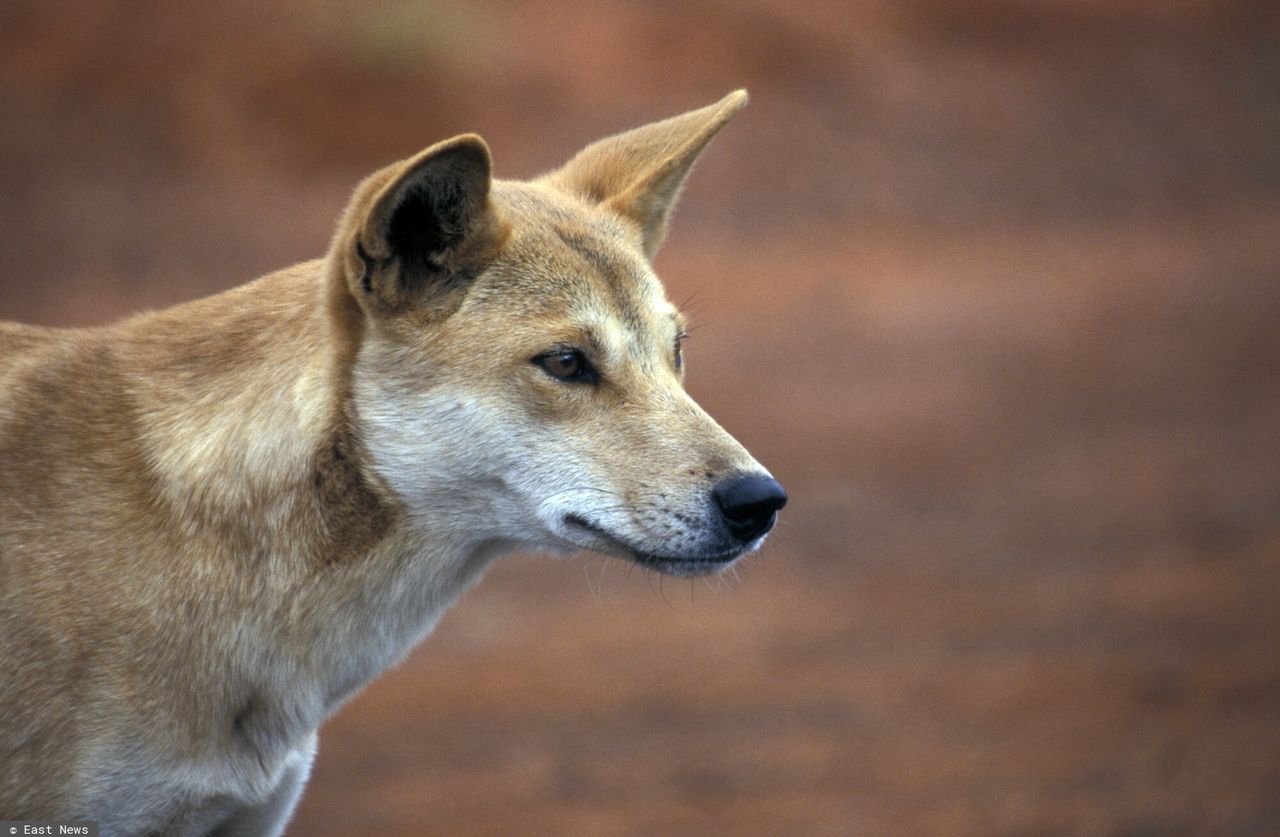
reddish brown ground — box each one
[3,1,1278,834]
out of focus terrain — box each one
[2,1,1278,833]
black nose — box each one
[712,474,788,542]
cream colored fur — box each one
[0,91,778,835]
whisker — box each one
[657,574,674,610]
[542,486,627,502]
[583,557,602,606]
[677,285,706,312]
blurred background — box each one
[3,0,1279,833]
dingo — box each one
[0,91,785,835]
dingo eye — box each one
[675,331,688,370]
[534,349,597,385]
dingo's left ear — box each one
[542,90,748,259]
[337,135,505,315]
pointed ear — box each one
[540,90,748,259]
[337,134,506,314]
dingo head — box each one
[330,91,785,576]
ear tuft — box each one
[540,90,748,259]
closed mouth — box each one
[563,514,742,575]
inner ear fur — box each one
[540,90,748,259]
[339,135,506,313]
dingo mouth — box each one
[563,513,743,576]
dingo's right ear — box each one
[335,135,506,316]
[541,90,747,260]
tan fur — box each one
[0,91,779,835]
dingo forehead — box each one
[472,181,684,354]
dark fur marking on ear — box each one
[387,181,465,281]
[355,241,376,294]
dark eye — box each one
[534,349,597,384]
[674,331,688,370]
